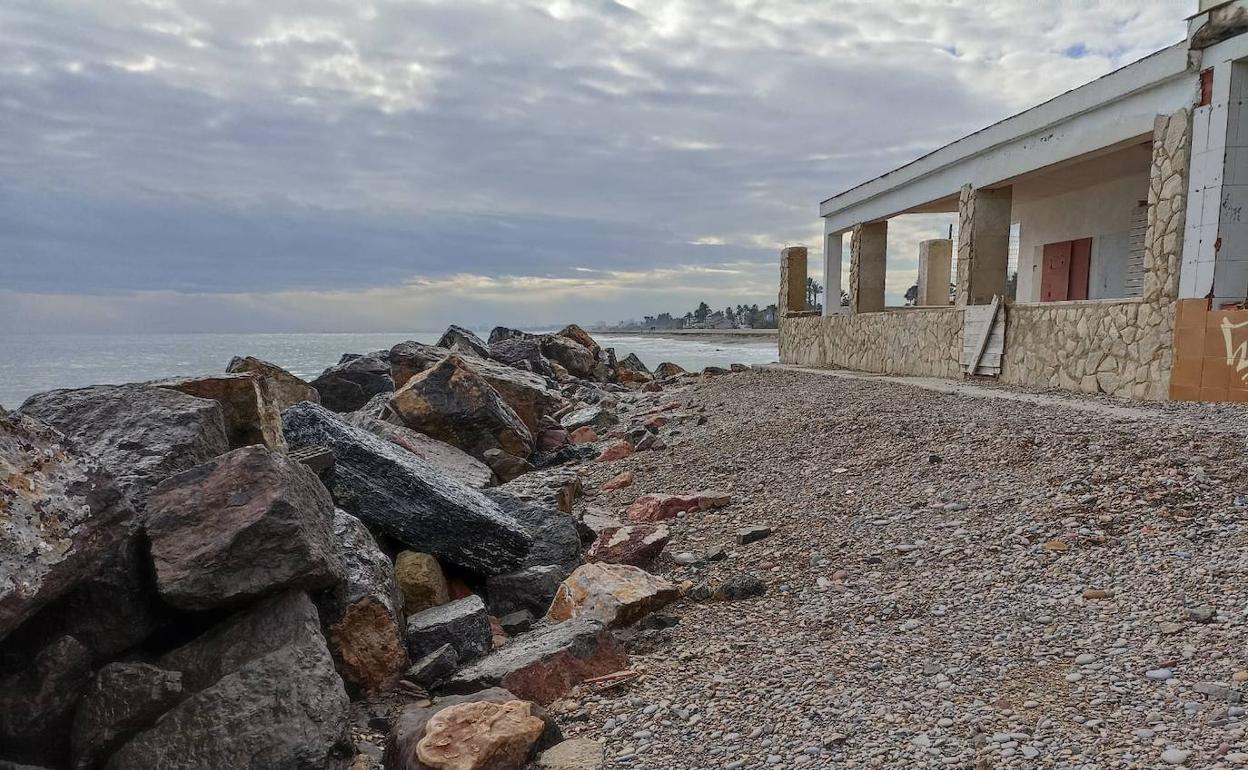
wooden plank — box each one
[964,295,1001,376]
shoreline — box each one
[594,328,778,343]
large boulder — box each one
[282,403,532,576]
[416,700,545,770]
[444,619,627,705]
[109,592,351,769]
[539,336,596,380]
[312,355,395,412]
[615,354,653,384]
[488,327,538,344]
[317,510,408,697]
[489,336,555,378]
[0,412,136,641]
[389,355,533,460]
[436,325,491,358]
[488,494,582,573]
[556,325,600,354]
[559,406,617,433]
[493,469,581,515]
[389,341,451,389]
[546,563,677,629]
[653,362,687,379]
[585,524,670,567]
[227,355,320,410]
[144,445,342,611]
[18,384,229,504]
[0,635,93,765]
[152,372,286,452]
[70,663,184,770]
[406,595,492,664]
[458,356,563,435]
[345,412,494,489]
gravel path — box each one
[550,368,1248,769]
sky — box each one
[0,0,1192,333]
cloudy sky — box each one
[1,1,1190,333]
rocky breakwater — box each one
[0,323,753,770]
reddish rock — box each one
[445,619,627,705]
[490,616,510,650]
[642,415,668,431]
[625,494,700,523]
[538,428,568,451]
[601,471,634,492]
[595,441,633,463]
[586,524,670,567]
[642,381,663,392]
[568,426,598,444]
[447,577,475,601]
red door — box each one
[1041,241,1071,302]
[1040,238,1092,302]
[1068,238,1091,301]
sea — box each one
[0,331,779,408]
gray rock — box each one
[541,335,597,379]
[483,447,534,483]
[282,402,532,576]
[499,610,536,635]
[489,327,540,344]
[444,619,627,705]
[490,494,583,572]
[0,412,136,641]
[227,355,320,410]
[405,644,458,690]
[18,384,229,504]
[737,526,773,545]
[560,406,618,432]
[70,663,183,770]
[111,592,351,770]
[343,411,494,489]
[145,446,342,611]
[388,340,452,388]
[490,336,556,378]
[405,595,493,664]
[487,565,569,617]
[312,355,394,413]
[713,574,767,601]
[436,324,491,358]
[0,635,93,765]
[316,510,408,697]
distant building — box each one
[780,1,1248,402]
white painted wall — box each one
[1012,171,1150,302]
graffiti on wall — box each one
[1221,316,1248,384]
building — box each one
[779,1,1248,402]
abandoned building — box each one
[779,0,1248,402]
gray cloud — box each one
[0,0,1189,329]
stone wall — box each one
[998,300,1174,399]
[779,308,964,378]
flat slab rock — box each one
[406,595,493,664]
[443,619,627,705]
[282,402,532,576]
[344,411,494,489]
[0,412,136,641]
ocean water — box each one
[0,331,778,408]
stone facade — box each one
[779,308,964,378]
[848,222,887,314]
[955,185,1012,307]
[778,246,807,315]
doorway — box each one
[1040,237,1092,302]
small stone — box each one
[736,526,772,545]
[1160,748,1190,765]
[1147,668,1174,681]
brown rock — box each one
[536,739,604,769]
[145,446,342,611]
[625,494,700,523]
[0,635,93,764]
[396,552,450,616]
[227,355,320,410]
[390,354,534,460]
[483,448,533,483]
[595,441,633,463]
[390,341,453,388]
[557,324,600,354]
[538,429,568,451]
[415,700,543,770]
[601,471,634,492]
[568,426,598,444]
[586,525,670,567]
[695,490,732,510]
[153,372,287,452]
[70,662,184,770]
[1082,588,1110,600]
[653,362,686,379]
[642,415,668,431]
[546,563,678,628]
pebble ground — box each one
[548,368,1248,769]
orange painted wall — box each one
[1169,298,1248,402]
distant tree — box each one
[904,284,918,306]
[694,302,711,323]
[840,290,849,307]
[724,307,736,325]
[1006,271,1018,300]
[805,278,823,310]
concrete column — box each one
[956,184,1012,306]
[778,246,807,315]
[917,239,952,306]
[849,222,887,314]
[823,230,845,316]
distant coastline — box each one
[597,328,777,342]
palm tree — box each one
[805,278,823,310]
